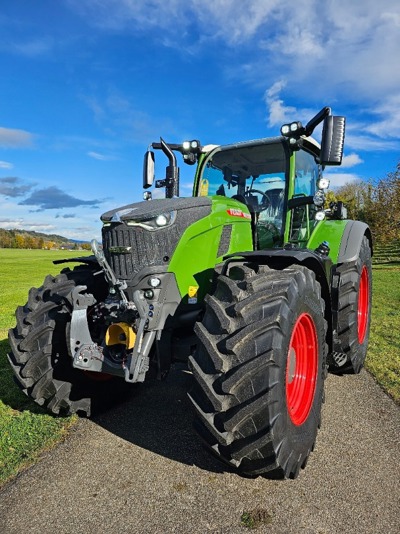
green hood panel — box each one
[168,196,253,300]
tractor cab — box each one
[193,137,325,250]
[144,106,345,250]
[195,138,288,249]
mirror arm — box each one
[304,107,331,137]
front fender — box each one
[337,221,373,264]
[53,254,100,267]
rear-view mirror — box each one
[143,150,155,189]
[320,116,346,166]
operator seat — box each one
[232,194,259,213]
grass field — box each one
[0,249,399,487]
[0,249,90,485]
[364,263,400,403]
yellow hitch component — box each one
[105,323,136,349]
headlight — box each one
[125,211,176,231]
[317,178,330,190]
[281,124,290,135]
[313,191,325,207]
[155,214,168,227]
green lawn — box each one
[365,264,400,403]
[0,249,399,487]
[0,249,90,484]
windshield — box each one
[197,141,288,248]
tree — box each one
[329,162,400,244]
[15,234,25,249]
[368,163,400,243]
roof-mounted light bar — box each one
[280,106,345,166]
[151,139,202,166]
[280,107,332,140]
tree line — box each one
[326,162,400,244]
[0,229,91,250]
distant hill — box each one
[0,228,90,250]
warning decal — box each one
[188,285,199,304]
[226,208,251,220]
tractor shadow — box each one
[92,363,230,475]
[0,334,230,475]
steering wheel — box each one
[244,188,272,212]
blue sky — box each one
[1,0,399,241]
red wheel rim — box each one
[286,313,318,426]
[357,266,369,344]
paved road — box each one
[0,366,399,534]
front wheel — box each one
[189,263,327,478]
[8,265,127,416]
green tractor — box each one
[8,106,372,478]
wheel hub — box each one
[287,347,297,383]
[286,313,318,426]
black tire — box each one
[330,236,372,374]
[189,263,327,479]
[8,265,125,416]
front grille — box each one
[101,197,212,279]
[102,223,181,278]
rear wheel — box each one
[189,263,327,478]
[8,265,127,416]
[330,236,372,374]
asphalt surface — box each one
[0,366,399,534]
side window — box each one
[294,149,318,196]
[289,150,319,244]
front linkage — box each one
[68,239,182,384]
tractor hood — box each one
[101,197,212,280]
[101,196,211,223]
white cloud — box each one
[0,160,13,169]
[341,153,363,168]
[87,151,115,161]
[26,223,57,232]
[264,81,400,153]
[264,81,317,128]
[344,133,399,152]
[68,0,281,43]
[0,127,35,148]
[264,80,295,127]
[0,218,56,232]
[363,95,400,139]
[68,1,400,125]
[192,0,281,44]
[0,197,102,240]
[323,172,360,188]
[0,218,24,229]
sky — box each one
[0,0,399,241]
